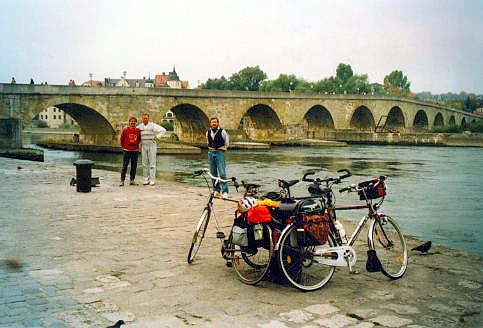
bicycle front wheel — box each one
[369,214,408,279]
[187,207,210,264]
[233,225,273,285]
[278,224,336,292]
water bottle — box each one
[253,224,263,241]
[334,220,348,244]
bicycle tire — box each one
[278,224,336,291]
[233,225,273,285]
[187,207,210,264]
[369,214,408,279]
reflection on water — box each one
[34,144,483,256]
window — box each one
[53,115,56,119]
[45,115,48,119]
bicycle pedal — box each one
[216,231,225,239]
[225,261,233,268]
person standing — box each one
[119,117,141,186]
[206,117,229,198]
[137,113,166,186]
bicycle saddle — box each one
[241,181,261,189]
[278,179,299,189]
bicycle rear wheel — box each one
[278,224,336,291]
[233,225,273,285]
[187,207,210,264]
[369,214,407,279]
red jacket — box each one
[120,127,141,151]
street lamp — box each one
[89,73,93,87]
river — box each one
[34,144,482,256]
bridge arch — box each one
[449,115,456,126]
[350,106,375,131]
[170,103,208,143]
[386,106,405,131]
[434,112,444,128]
[53,103,115,135]
[461,117,467,128]
[413,110,428,130]
[240,104,284,141]
[303,105,335,138]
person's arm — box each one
[119,128,125,148]
[153,123,167,141]
[219,130,229,151]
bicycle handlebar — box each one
[302,169,352,185]
[193,168,239,192]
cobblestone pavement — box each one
[0,157,481,327]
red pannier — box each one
[247,205,272,224]
[358,178,386,200]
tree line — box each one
[199,64,481,113]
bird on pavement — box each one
[106,320,125,328]
[411,240,432,253]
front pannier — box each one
[301,212,330,246]
[357,178,386,200]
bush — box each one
[160,120,174,131]
[468,120,483,133]
[36,120,49,128]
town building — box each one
[154,66,189,89]
[104,71,155,88]
[35,107,77,128]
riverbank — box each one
[0,157,481,327]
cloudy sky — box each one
[1,0,482,94]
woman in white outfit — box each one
[137,113,166,185]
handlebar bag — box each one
[358,178,386,200]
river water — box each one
[35,144,482,256]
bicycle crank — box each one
[313,245,357,267]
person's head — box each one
[142,113,150,125]
[128,116,137,128]
[209,117,219,130]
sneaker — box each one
[130,180,138,186]
[143,181,150,185]
[222,192,228,199]
[149,181,155,186]
[119,181,124,187]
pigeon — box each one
[106,320,125,328]
[411,240,432,253]
[69,178,77,186]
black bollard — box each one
[73,159,94,192]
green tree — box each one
[335,63,354,85]
[260,74,298,92]
[383,70,411,96]
[229,66,267,91]
[200,76,230,90]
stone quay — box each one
[0,157,481,327]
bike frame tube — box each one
[347,215,371,247]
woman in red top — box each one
[119,117,141,186]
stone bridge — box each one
[0,83,480,146]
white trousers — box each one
[141,142,157,183]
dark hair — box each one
[129,116,137,122]
[209,117,219,122]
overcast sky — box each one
[1,0,482,94]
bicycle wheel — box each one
[233,225,273,285]
[187,207,210,264]
[369,214,408,279]
[278,224,336,291]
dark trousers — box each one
[121,150,139,181]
